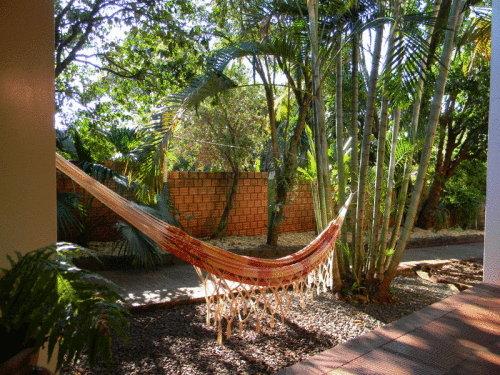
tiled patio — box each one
[279,283,499,375]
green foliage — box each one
[57,192,85,238]
[443,160,486,228]
[0,243,128,369]
[114,193,177,268]
[174,83,268,172]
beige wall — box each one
[0,0,55,268]
[484,0,500,284]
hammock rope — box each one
[56,153,352,342]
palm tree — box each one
[381,0,467,298]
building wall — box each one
[0,0,57,370]
[0,0,56,267]
[484,0,500,284]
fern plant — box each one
[0,243,128,370]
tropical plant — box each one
[417,26,490,228]
[54,0,490,300]
[114,193,177,268]
[0,243,128,370]
[56,126,130,245]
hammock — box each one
[56,153,352,342]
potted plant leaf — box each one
[0,243,128,374]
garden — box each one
[0,0,492,374]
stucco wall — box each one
[0,0,56,369]
[484,0,500,284]
[0,0,56,267]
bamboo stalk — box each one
[349,33,360,254]
[389,0,443,251]
[378,108,401,274]
[385,0,466,285]
[368,1,400,279]
[335,31,346,242]
[354,24,383,281]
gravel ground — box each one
[88,227,483,258]
[64,276,455,375]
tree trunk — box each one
[417,175,446,229]
[267,103,310,245]
[211,170,239,238]
[267,177,287,246]
[378,108,401,274]
[389,0,443,250]
[349,33,360,252]
[335,32,346,237]
[368,3,399,278]
[308,0,332,230]
[354,24,383,281]
[380,0,466,299]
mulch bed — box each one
[416,258,483,291]
[64,276,456,375]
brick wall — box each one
[168,171,268,237]
[57,170,317,241]
[57,171,123,241]
[280,182,316,233]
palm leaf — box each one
[57,192,84,238]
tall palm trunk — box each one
[335,32,346,240]
[389,0,443,250]
[308,0,332,229]
[354,25,383,281]
[349,33,360,253]
[377,108,401,274]
[308,0,340,286]
[381,0,466,295]
[368,2,400,279]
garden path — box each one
[99,242,484,308]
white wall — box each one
[484,1,500,284]
[0,0,56,267]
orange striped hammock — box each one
[56,153,352,342]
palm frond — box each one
[57,192,84,238]
[379,12,436,106]
[113,191,178,268]
[115,221,162,268]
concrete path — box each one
[402,242,483,262]
[100,242,484,308]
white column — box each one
[484,2,500,284]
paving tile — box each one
[382,327,473,370]
[450,285,500,310]
[420,313,499,347]
[338,348,444,375]
[446,346,500,374]
[279,330,394,374]
[278,360,326,375]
